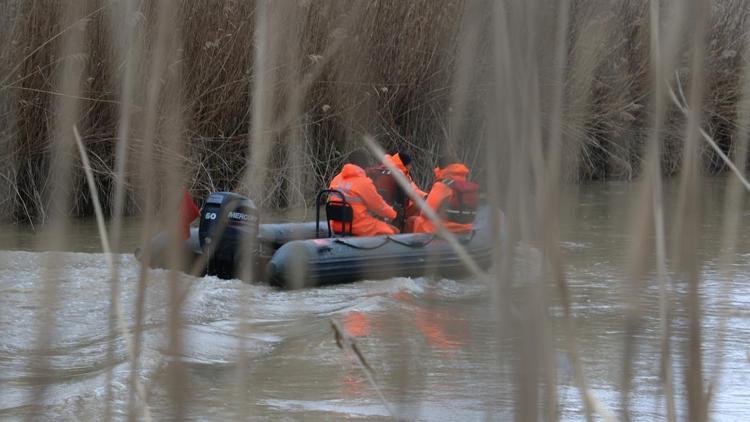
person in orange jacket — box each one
[383,151,426,199]
[329,150,399,236]
[379,151,426,222]
[411,156,479,234]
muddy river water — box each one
[0,178,748,420]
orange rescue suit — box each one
[412,163,474,234]
[383,153,426,218]
[384,153,426,199]
[329,163,399,236]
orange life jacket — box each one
[438,178,479,224]
[365,165,406,207]
[412,163,475,234]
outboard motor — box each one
[199,192,259,279]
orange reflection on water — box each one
[340,367,367,399]
[415,308,462,351]
[339,311,371,399]
[342,311,372,337]
[392,288,468,353]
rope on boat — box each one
[333,237,390,250]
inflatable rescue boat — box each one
[138,191,497,289]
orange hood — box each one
[434,163,469,181]
[339,163,366,178]
[384,153,408,175]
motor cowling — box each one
[199,192,259,278]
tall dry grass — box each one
[1,0,748,223]
[1,0,749,420]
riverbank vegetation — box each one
[0,0,748,222]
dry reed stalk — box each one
[127,0,178,419]
[495,3,547,419]
[232,0,275,416]
[103,0,138,419]
[672,2,710,421]
[641,2,687,420]
[154,0,190,418]
[484,0,543,418]
[536,2,572,419]
[26,2,86,418]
